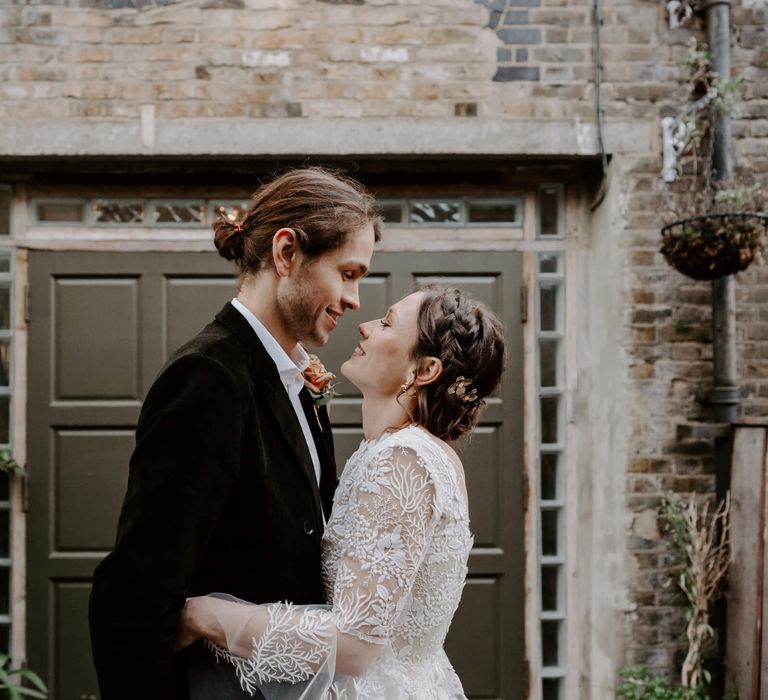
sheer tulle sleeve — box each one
[201,443,437,698]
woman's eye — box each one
[379,319,390,328]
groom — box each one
[89,167,381,700]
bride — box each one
[178,285,506,699]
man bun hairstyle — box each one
[406,286,507,442]
[213,166,383,273]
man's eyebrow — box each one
[341,260,369,276]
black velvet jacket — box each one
[89,302,337,700]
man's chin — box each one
[299,330,330,348]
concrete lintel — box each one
[0,117,653,158]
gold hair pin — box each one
[447,376,478,403]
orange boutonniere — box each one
[303,354,339,407]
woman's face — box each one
[341,291,424,397]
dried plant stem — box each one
[681,495,731,688]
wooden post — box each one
[725,424,768,700]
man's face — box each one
[276,222,376,347]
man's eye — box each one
[342,272,354,280]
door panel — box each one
[54,278,140,400]
[163,276,236,357]
[53,430,134,552]
[28,250,523,700]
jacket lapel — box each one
[214,303,324,527]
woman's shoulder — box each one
[369,426,464,504]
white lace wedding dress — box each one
[207,424,473,699]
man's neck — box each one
[236,276,297,357]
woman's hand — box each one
[176,596,214,652]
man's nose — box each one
[343,283,360,311]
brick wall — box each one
[2,0,767,688]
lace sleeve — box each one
[197,442,437,696]
[332,443,437,643]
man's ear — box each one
[273,228,301,277]
[414,357,443,387]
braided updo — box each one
[407,286,507,442]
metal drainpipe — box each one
[704,0,739,428]
[703,4,736,693]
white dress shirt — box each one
[231,298,322,486]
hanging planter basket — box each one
[660,212,768,281]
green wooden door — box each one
[27,250,524,699]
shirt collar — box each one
[231,298,308,389]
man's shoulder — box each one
[168,320,246,378]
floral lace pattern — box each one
[212,425,472,698]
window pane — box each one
[540,452,559,500]
[538,252,560,274]
[543,678,562,700]
[0,341,9,388]
[0,514,8,560]
[539,339,558,387]
[0,254,10,274]
[0,623,9,654]
[0,473,8,502]
[409,201,461,224]
[539,185,561,237]
[213,203,249,223]
[467,201,519,224]
[0,286,9,331]
[540,396,560,444]
[0,570,8,615]
[36,201,84,223]
[380,202,403,224]
[539,284,559,331]
[541,620,561,666]
[0,397,9,445]
[541,509,559,556]
[0,190,10,236]
[92,201,144,224]
[154,203,206,225]
[541,564,560,611]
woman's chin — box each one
[340,359,362,391]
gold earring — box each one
[400,372,415,394]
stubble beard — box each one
[276,276,327,348]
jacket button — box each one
[303,520,314,535]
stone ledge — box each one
[0,117,654,157]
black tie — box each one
[298,387,337,521]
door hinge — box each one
[23,285,30,324]
[520,283,528,324]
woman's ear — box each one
[414,357,443,387]
[272,228,301,277]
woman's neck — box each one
[361,394,411,441]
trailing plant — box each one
[0,451,23,478]
[0,655,47,700]
[662,37,745,183]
